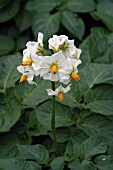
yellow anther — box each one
[19,75,27,83]
[58,92,64,101]
[71,72,80,81]
[22,58,32,66]
[50,64,58,74]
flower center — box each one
[58,92,64,101]
[19,75,27,83]
[71,71,80,81]
[22,58,32,66]
[50,64,58,74]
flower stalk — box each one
[51,81,59,155]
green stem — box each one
[51,81,59,155]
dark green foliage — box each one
[0,0,113,169]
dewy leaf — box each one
[26,0,60,13]
[78,135,107,160]
[35,101,74,131]
[94,2,113,31]
[17,144,49,164]
[79,63,113,94]
[0,53,22,93]
[84,84,113,115]
[0,1,19,23]
[62,0,95,13]
[0,158,41,170]
[95,155,113,170]
[14,78,50,108]
[0,35,15,56]
[61,11,85,40]
[32,12,60,40]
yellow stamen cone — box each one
[22,58,32,66]
[19,75,27,83]
[71,72,80,81]
[58,92,64,101]
[51,64,58,74]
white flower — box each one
[48,35,75,57]
[22,47,43,71]
[17,65,36,85]
[26,32,44,55]
[46,84,71,101]
[67,57,81,70]
[59,62,80,85]
[26,32,43,48]
[48,35,61,52]
[37,32,43,47]
[68,46,82,61]
[39,51,68,82]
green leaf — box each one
[61,11,84,40]
[86,100,113,116]
[78,135,107,160]
[80,27,113,64]
[94,2,113,31]
[7,25,20,39]
[62,0,95,13]
[0,1,19,23]
[16,36,30,51]
[68,160,96,170]
[51,156,66,170]
[35,101,74,131]
[26,0,60,13]
[90,37,108,61]
[79,63,113,94]
[0,132,31,158]
[0,158,41,170]
[0,89,21,132]
[17,144,49,164]
[77,113,113,139]
[65,130,88,159]
[0,53,22,93]
[85,84,113,103]
[15,10,31,32]
[0,0,11,10]
[81,160,96,170]
[95,155,113,170]
[14,78,50,108]
[57,80,82,108]
[32,12,60,40]
[68,160,82,170]
[85,84,113,115]
[97,0,113,2]
[26,110,48,136]
[55,128,70,143]
[0,35,15,56]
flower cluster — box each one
[17,33,82,101]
